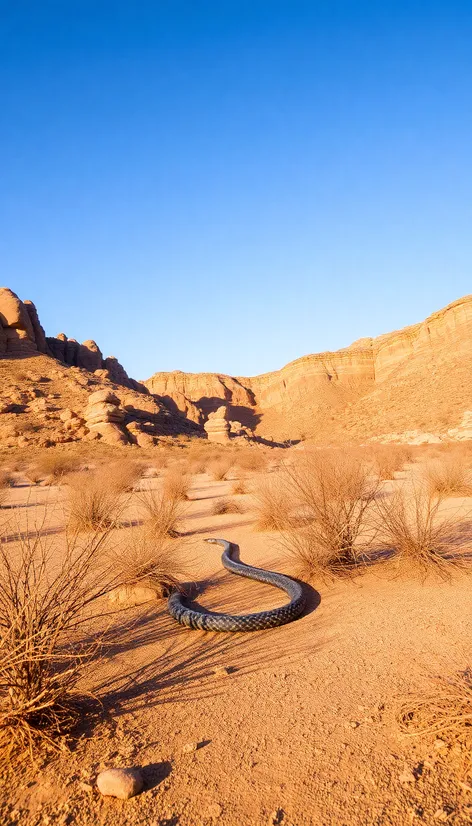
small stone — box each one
[349,720,360,729]
[96,767,143,800]
[269,809,285,825]
[182,742,198,754]
[78,781,94,793]
[434,738,446,750]
[206,802,223,819]
[213,666,231,678]
[399,769,417,784]
[433,809,451,822]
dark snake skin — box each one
[167,538,306,632]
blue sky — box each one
[1,1,471,380]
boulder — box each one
[87,389,120,407]
[204,406,231,444]
[96,767,143,800]
[24,300,51,355]
[0,288,35,340]
[88,421,129,444]
[79,340,103,372]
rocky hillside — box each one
[0,288,199,450]
[145,295,472,444]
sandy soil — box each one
[1,473,471,826]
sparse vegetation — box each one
[106,458,144,493]
[163,466,191,501]
[66,471,123,531]
[211,498,245,515]
[0,524,120,765]
[139,487,186,538]
[279,451,379,579]
[424,454,472,497]
[399,668,472,781]
[208,457,234,481]
[231,478,247,495]
[252,472,293,531]
[111,527,188,598]
[373,481,464,575]
[32,452,81,482]
[372,445,411,480]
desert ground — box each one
[0,442,471,826]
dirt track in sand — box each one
[2,473,472,826]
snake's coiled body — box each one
[167,539,306,632]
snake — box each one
[167,538,306,632]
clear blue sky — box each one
[1,1,471,380]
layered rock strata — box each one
[204,406,231,444]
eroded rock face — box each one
[84,391,129,445]
[204,406,231,444]
[145,295,472,442]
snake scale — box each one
[167,538,306,632]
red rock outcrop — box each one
[145,295,472,442]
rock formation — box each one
[145,295,472,443]
[204,406,231,444]
[83,389,129,445]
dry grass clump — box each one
[110,528,188,598]
[373,481,464,575]
[424,455,472,497]
[252,473,293,531]
[0,525,120,766]
[231,478,247,495]
[372,445,412,481]
[280,451,379,579]
[208,456,234,481]
[0,471,13,507]
[25,465,43,486]
[235,449,268,474]
[138,488,186,538]
[399,668,472,781]
[163,466,191,501]
[106,458,144,493]
[211,498,245,516]
[66,472,123,531]
[32,452,81,483]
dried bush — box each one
[138,488,186,538]
[280,451,379,578]
[208,457,234,481]
[106,459,144,493]
[235,449,268,473]
[0,525,120,766]
[66,472,123,531]
[372,446,411,481]
[32,452,80,482]
[25,466,42,486]
[373,481,464,575]
[0,471,12,508]
[211,498,245,516]
[162,466,190,501]
[399,668,472,781]
[231,478,247,495]
[252,473,293,531]
[424,455,472,497]
[110,528,188,598]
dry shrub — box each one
[211,498,245,516]
[425,455,472,497]
[235,449,268,473]
[110,527,188,598]
[25,466,42,486]
[163,466,190,501]
[106,459,144,493]
[373,481,464,575]
[208,456,234,481]
[399,668,472,781]
[67,472,123,531]
[280,451,379,578]
[32,452,80,482]
[231,478,247,495]
[372,445,411,481]
[0,471,12,508]
[252,473,293,531]
[0,524,120,766]
[138,488,186,538]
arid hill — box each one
[145,295,472,444]
[0,287,199,451]
[1,287,471,447]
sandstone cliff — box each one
[145,295,472,443]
